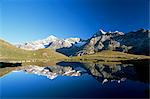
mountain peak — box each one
[48,35,57,38]
[46,35,58,40]
[16,35,82,50]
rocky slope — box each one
[114,29,149,55]
[76,29,149,56]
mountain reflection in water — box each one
[57,59,149,84]
[16,65,81,79]
[0,59,149,98]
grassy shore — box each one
[67,50,150,63]
[0,39,69,62]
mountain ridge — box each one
[76,28,149,56]
[14,28,150,56]
[16,35,84,50]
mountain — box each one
[14,28,150,56]
[0,39,68,62]
[16,35,84,50]
[76,29,149,56]
[114,29,149,55]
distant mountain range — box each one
[16,35,85,50]
[12,28,150,56]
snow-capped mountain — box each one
[16,35,85,50]
[16,28,149,56]
[76,28,149,56]
[93,29,124,37]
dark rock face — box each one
[76,29,150,56]
[56,46,81,56]
[114,29,149,55]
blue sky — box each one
[0,0,149,43]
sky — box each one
[0,0,149,43]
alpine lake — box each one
[0,59,149,99]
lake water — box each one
[0,61,149,99]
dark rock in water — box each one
[0,62,22,68]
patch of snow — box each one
[99,29,106,34]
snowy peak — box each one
[99,29,106,34]
[93,29,124,37]
[65,38,81,44]
[46,35,58,41]
[16,35,82,50]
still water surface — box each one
[0,61,149,98]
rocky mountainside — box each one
[114,29,149,55]
[16,35,85,50]
[76,29,149,56]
